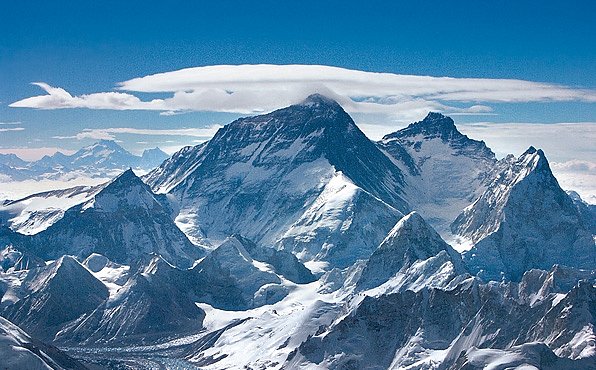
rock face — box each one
[28,169,204,268]
[288,274,596,370]
[452,147,595,281]
[379,112,496,233]
[0,316,86,370]
[357,211,465,291]
[139,147,169,169]
[145,94,408,256]
[232,234,316,284]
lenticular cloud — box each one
[10,64,596,116]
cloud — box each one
[0,121,22,125]
[0,127,24,132]
[455,122,596,163]
[551,160,596,204]
[10,82,167,111]
[10,65,596,120]
[0,176,110,201]
[52,125,223,141]
[551,160,596,173]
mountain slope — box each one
[56,255,205,345]
[0,185,102,235]
[452,147,595,281]
[0,316,86,370]
[190,236,288,309]
[277,172,402,269]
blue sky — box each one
[1,1,595,201]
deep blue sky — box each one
[1,0,595,157]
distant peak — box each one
[95,139,121,148]
[300,93,341,108]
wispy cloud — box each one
[0,121,22,125]
[10,65,596,121]
[0,127,25,132]
[52,125,222,141]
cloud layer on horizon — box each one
[10,65,596,122]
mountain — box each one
[56,255,205,345]
[288,271,596,370]
[27,169,205,267]
[2,256,109,341]
[452,147,595,281]
[0,153,28,168]
[0,97,594,368]
[568,190,596,234]
[190,236,289,310]
[232,234,316,284]
[139,147,169,169]
[0,316,86,370]
[0,140,170,181]
[379,112,496,234]
[145,94,409,258]
[357,211,465,291]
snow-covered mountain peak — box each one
[376,211,461,265]
[382,112,494,159]
[357,211,464,291]
[90,168,156,211]
[518,145,550,173]
[383,112,455,141]
[299,93,342,110]
[143,94,407,247]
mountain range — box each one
[0,140,169,182]
[0,95,594,369]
